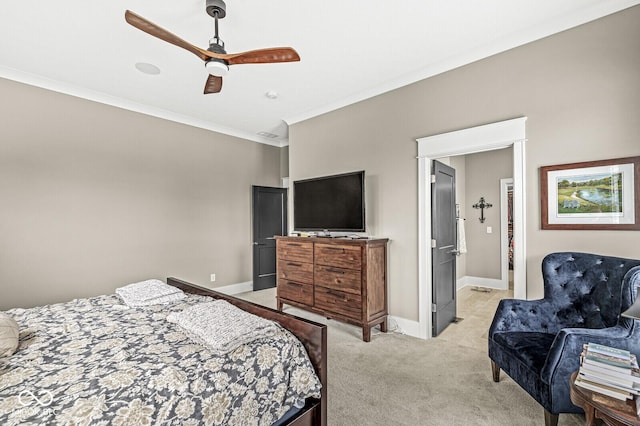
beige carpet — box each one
[236,287,584,426]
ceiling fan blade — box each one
[204,75,223,94]
[125,10,214,62]
[225,47,300,65]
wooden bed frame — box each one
[167,277,327,426]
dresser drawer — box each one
[315,287,362,320]
[277,240,313,263]
[277,259,313,284]
[314,265,361,295]
[278,280,313,306]
[315,244,362,269]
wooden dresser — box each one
[275,236,388,342]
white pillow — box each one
[0,312,19,357]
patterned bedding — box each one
[0,294,322,425]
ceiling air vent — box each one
[257,131,279,139]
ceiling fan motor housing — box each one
[206,0,226,19]
[206,38,229,76]
[208,38,226,54]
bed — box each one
[0,277,327,426]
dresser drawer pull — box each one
[287,262,302,267]
[326,268,345,274]
[327,290,347,299]
[326,247,345,252]
[286,282,303,287]
[287,243,302,247]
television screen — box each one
[293,171,365,232]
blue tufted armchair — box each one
[489,252,640,426]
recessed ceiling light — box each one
[135,62,161,75]
[265,90,279,99]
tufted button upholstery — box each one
[488,252,640,426]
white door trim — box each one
[500,178,514,291]
[416,117,527,340]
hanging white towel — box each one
[457,217,467,254]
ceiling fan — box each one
[125,0,300,94]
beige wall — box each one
[0,79,282,310]
[289,6,640,321]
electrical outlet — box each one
[486,226,493,234]
[210,274,216,282]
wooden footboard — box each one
[167,277,327,426]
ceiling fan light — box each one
[206,59,229,77]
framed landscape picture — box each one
[540,156,640,230]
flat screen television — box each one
[293,170,365,232]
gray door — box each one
[252,186,287,291]
[431,160,457,336]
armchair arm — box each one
[540,326,633,386]
[489,298,565,338]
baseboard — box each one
[209,281,253,295]
[458,275,506,290]
[456,276,469,290]
[388,315,421,339]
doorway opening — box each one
[416,117,527,339]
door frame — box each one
[500,178,514,290]
[431,160,458,336]
[416,117,527,339]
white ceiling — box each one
[1,0,638,146]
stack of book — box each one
[575,342,640,402]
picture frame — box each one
[540,156,640,230]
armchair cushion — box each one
[492,332,556,373]
[489,252,640,423]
